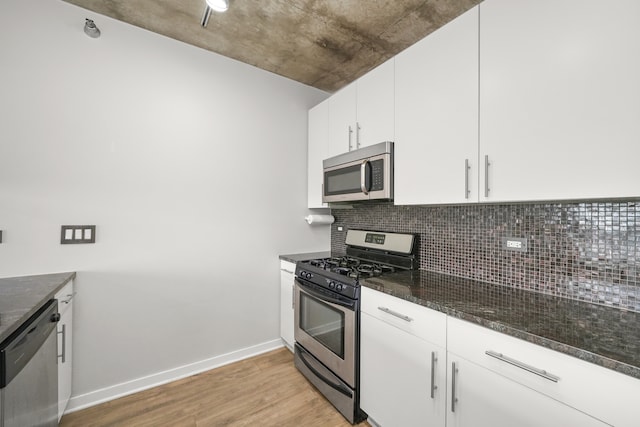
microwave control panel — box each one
[370,159,384,191]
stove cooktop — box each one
[295,230,418,300]
[304,256,398,280]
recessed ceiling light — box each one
[206,0,229,13]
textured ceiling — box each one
[62,0,479,93]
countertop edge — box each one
[279,252,332,264]
[0,271,76,344]
[362,282,640,381]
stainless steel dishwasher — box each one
[1,299,59,427]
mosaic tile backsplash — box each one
[330,201,640,313]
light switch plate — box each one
[61,225,96,244]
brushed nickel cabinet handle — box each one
[464,159,470,199]
[485,350,560,382]
[484,154,490,198]
[57,324,67,363]
[356,122,361,149]
[430,351,438,399]
[348,125,353,151]
[377,306,413,322]
[451,362,458,412]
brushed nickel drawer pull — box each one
[377,306,413,322]
[485,350,560,382]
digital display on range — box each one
[365,233,386,245]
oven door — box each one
[294,278,356,388]
[322,153,391,203]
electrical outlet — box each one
[503,237,528,252]
[61,225,96,244]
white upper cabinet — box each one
[355,58,395,149]
[308,99,329,208]
[394,6,479,205]
[327,59,394,157]
[328,82,357,157]
[479,0,640,202]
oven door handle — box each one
[298,346,353,398]
[296,280,356,310]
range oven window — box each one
[299,293,345,359]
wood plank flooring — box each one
[60,347,371,427]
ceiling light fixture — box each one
[201,0,229,27]
[206,0,229,13]
[84,18,101,38]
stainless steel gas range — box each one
[293,229,417,424]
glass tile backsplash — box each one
[330,201,640,313]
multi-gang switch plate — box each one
[61,225,96,244]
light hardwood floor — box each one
[60,347,371,427]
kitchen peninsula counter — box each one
[362,270,640,380]
[0,272,76,343]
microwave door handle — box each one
[360,160,370,195]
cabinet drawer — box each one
[55,280,74,316]
[280,260,295,273]
[361,287,446,348]
[448,316,640,427]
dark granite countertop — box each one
[279,251,331,264]
[362,270,640,380]
[0,272,76,344]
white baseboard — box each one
[65,339,284,414]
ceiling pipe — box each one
[201,0,229,27]
[200,5,211,27]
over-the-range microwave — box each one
[322,141,393,203]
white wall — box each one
[0,0,329,410]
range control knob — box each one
[328,281,336,289]
[335,284,343,291]
[306,272,313,279]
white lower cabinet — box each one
[445,355,607,427]
[360,289,639,427]
[361,312,446,427]
[447,316,640,427]
[360,287,447,426]
[279,260,296,351]
[55,280,74,421]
